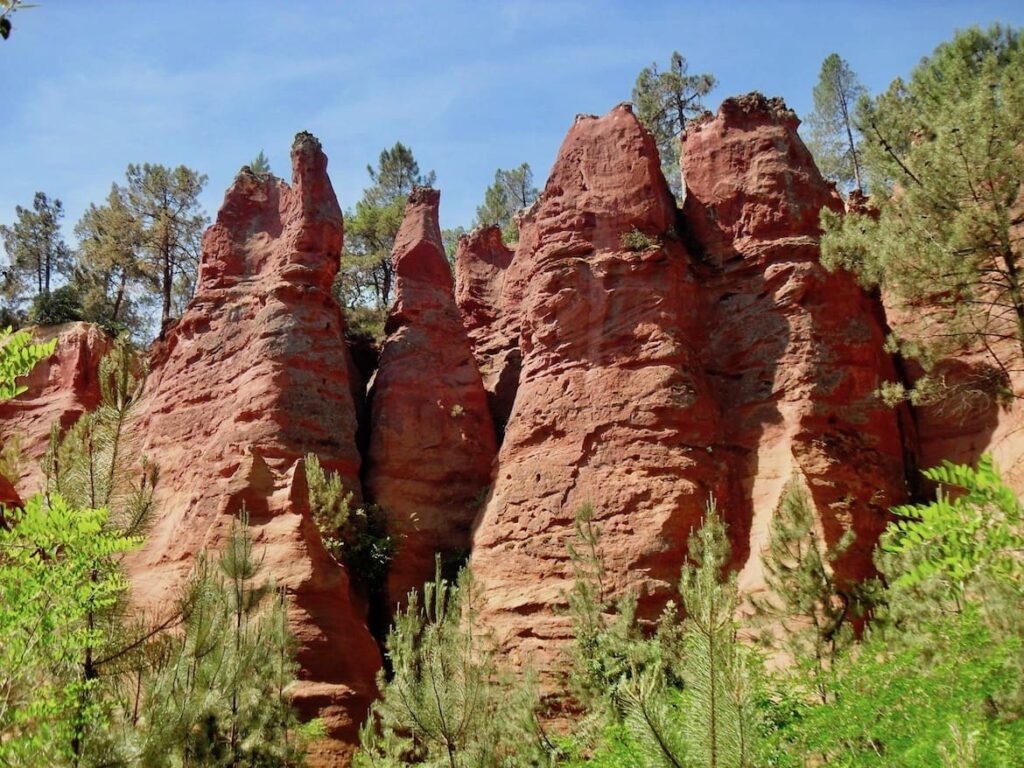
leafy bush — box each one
[620,229,660,252]
[304,453,393,590]
[28,285,84,325]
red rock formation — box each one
[470,104,732,674]
[366,187,497,609]
[0,473,21,509]
[123,134,379,764]
[454,226,516,426]
[0,322,111,496]
[681,93,907,591]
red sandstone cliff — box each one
[681,94,908,592]
[365,187,497,609]
[0,322,111,495]
[453,225,516,428]
[470,104,732,673]
[123,134,379,764]
[4,92,1020,763]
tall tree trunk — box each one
[161,230,172,325]
[111,271,127,322]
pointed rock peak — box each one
[681,91,840,246]
[543,103,676,240]
[392,186,452,289]
[458,225,512,269]
[712,91,799,130]
[290,131,342,229]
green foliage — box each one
[565,504,662,722]
[304,453,393,591]
[620,229,660,253]
[249,150,272,177]
[0,494,141,766]
[821,26,1024,398]
[0,191,72,307]
[0,324,55,400]
[136,512,313,767]
[356,558,543,767]
[72,185,149,339]
[44,339,156,531]
[769,455,1024,766]
[565,502,760,768]
[121,163,208,324]
[441,226,467,266]
[28,284,84,325]
[632,51,716,197]
[473,163,538,243]
[753,478,861,703]
[774,607,1024,767]
[337,142,436,341]
[805,53,866,192]
[884,454,1023,597]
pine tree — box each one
[821,26,1024,403]
[38,340,162,765]
[0,335,141,767]
[614,501,759,768]
[72,186,147,337]
[632,52,716,197]
[0,192,73,312]
[473,164,538,243]
[805,53,867,193]
[752,478,860,703]
[338,142,436,341]
[136,511,313,767]
[121,163,208,326]
[356,558,541,768]
[248,150,272,177]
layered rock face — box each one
[470,104,732,672]
[453,226,516,427]
[365,187,497,608]
[123,135,379,764]
[0,322,111,495]
[680,94,907,590]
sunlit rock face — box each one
[469,104,732,674]
[123,134,379,766]
[0,322,112,496]
[680,93,907,594]
[365,186,497,611]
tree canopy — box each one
[337,141,436,341]
[632,52,716,197]
[821,25,1024,405]
[805,53,867,193]
[474,163,539,243]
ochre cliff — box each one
[0,322,111,495]
[6,92,1023,763]
[365,186,497,610]
[453,225,516,428]
[123,134,380,765]
[681,94,908,591]
[469,104,733,673]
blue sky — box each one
[2,1,1023,240]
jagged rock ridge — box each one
[365,186,497,610]
[5,95,1024,766]
[122,134,380,766]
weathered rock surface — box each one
[366,187,497,609]
[0,472,21,509]
[680,93,908,591]
[0,322,111,495]
[453,226,516,427]
[470,104,732,673]
[123,134,379,764]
